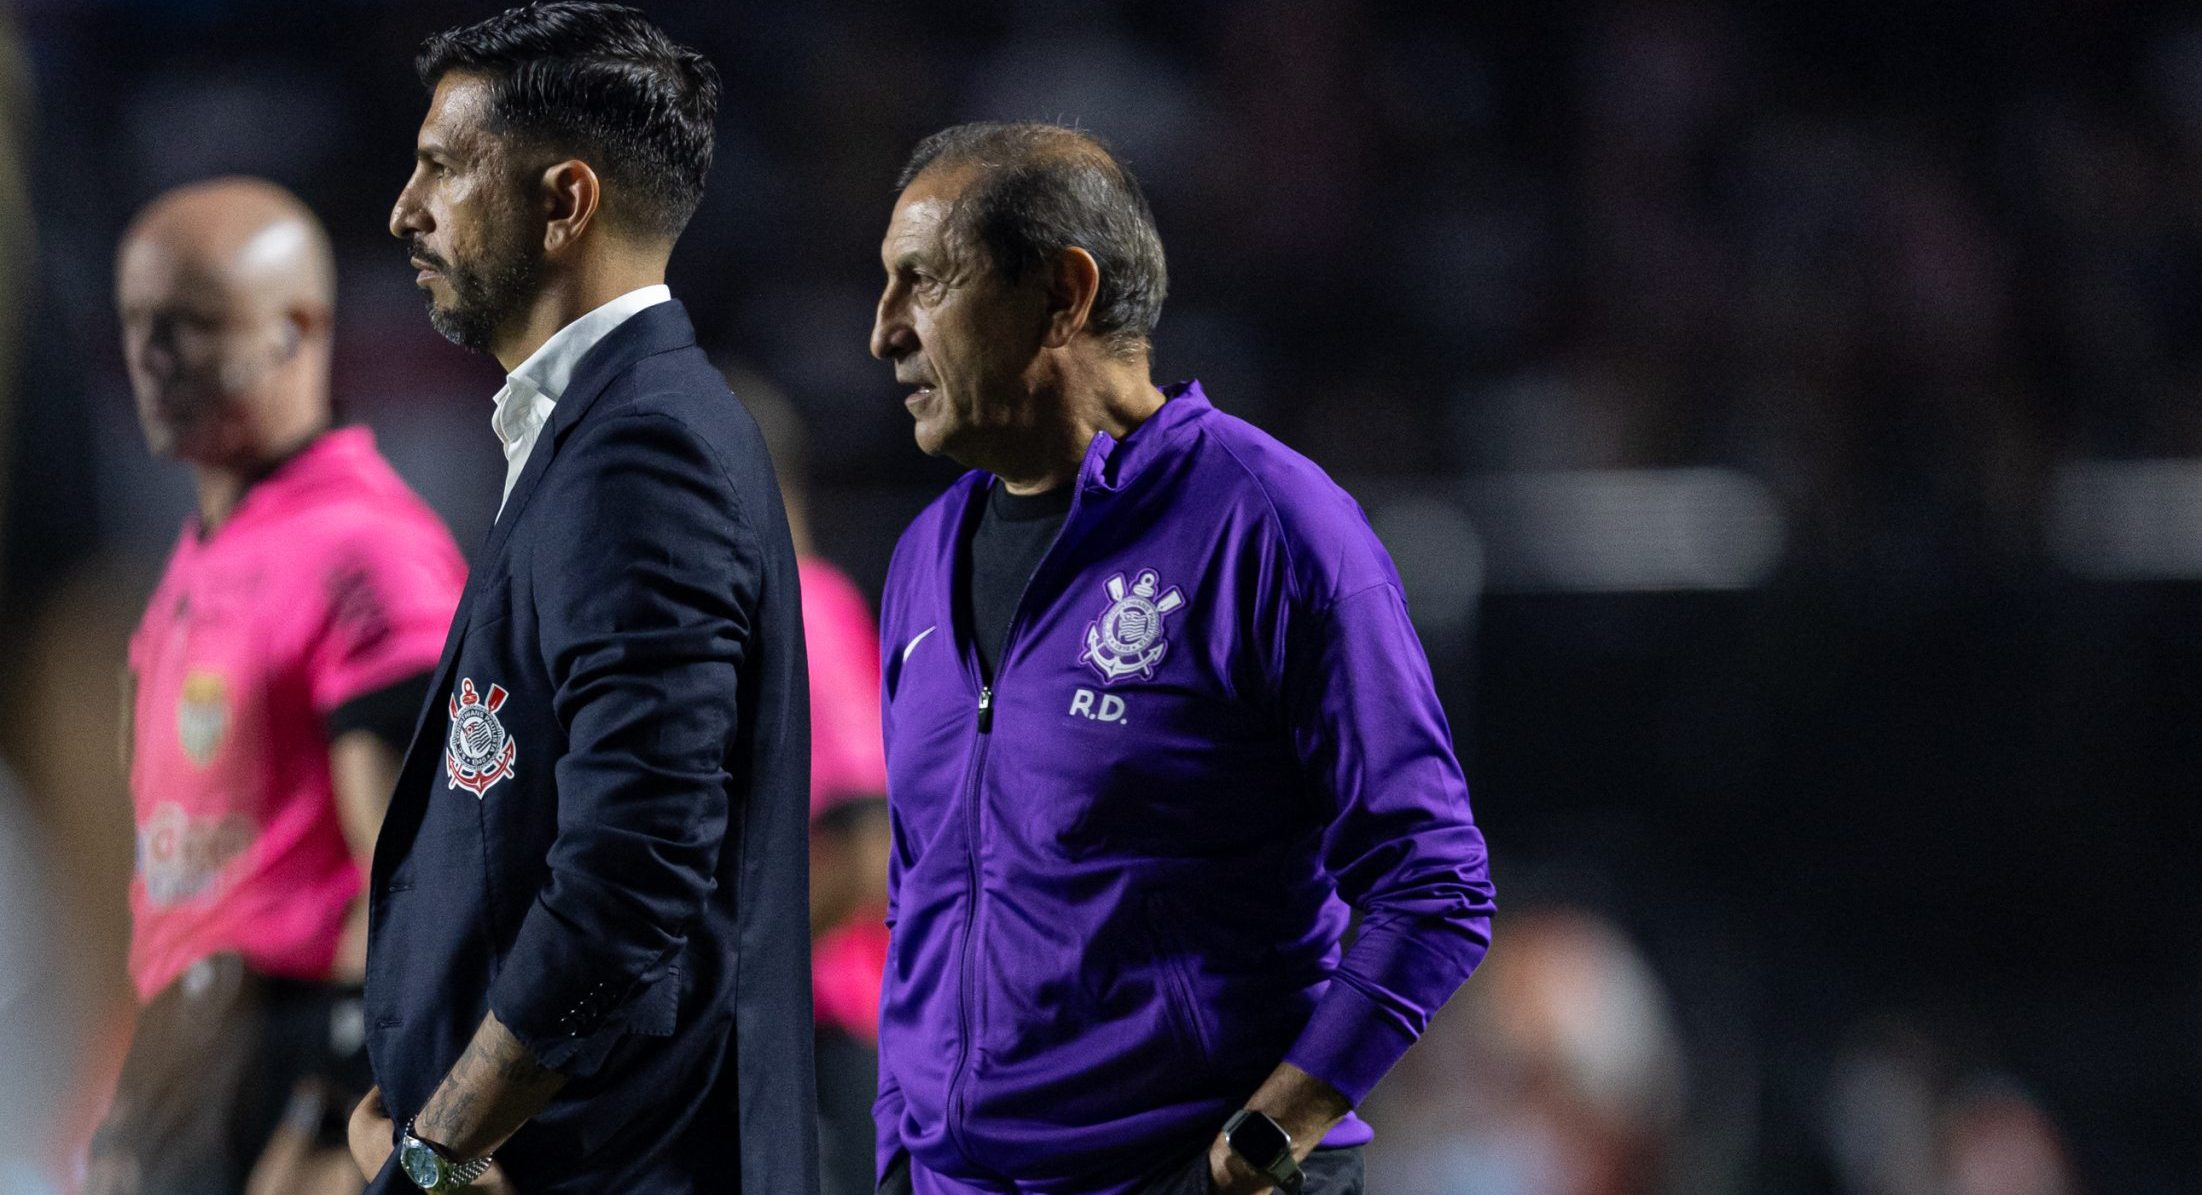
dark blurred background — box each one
[1,1,2197,1192]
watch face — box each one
[1228,1111,1292,1168]
[401,1140,444,1188]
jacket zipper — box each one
[945,686,992,1163]
[943,477,1085,1161]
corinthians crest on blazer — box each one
[362,301,816,1195]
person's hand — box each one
[1206,1130,1275,1194]
[348,1085,396,1182]
[1203,1064,1351,1194]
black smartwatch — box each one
[1222,1109,1304,1194]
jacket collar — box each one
[937,378,1216,542]
[483,298,700,561]
[495,285,670,433]
[1078,379,1212,493]
[489,286,669,496]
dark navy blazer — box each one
[363,301,816,1194]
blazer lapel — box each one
[389,583,475,787]
[375,579,477,891]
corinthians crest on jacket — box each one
[445,677,517,797]
[1081,569,1186,684]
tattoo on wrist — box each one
[417,1021,562,1152]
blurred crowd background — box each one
[0,1,2197,1192]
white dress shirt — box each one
[491,284,672,516]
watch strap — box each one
[440,1154,495,1190]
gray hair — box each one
[898,122,1168,357]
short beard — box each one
[420,229,541,354]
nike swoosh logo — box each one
[902,625,937,665]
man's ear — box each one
[540,159,601,255]
[1042,246,1101,349]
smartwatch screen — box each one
[1228,1111,1291,1168]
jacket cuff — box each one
[1281,977,1418,1108]
[486,905,679,1078]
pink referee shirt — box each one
[801,556,888,820]
[800,557,891,1042]
[125,428,463,1002]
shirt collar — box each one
[192,426,376,543]
[491,283,671,447]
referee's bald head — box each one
[121,177,336,313]
[116,178,338,462]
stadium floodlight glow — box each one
[1455,467,1787,593]
[2049,458,2202,579]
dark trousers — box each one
[89,954,369,1195]
[877,1146,1365,1194]
[1133,1146,1365,1195]
[818,1025,881,1195]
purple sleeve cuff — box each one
[1282,976,1420,1108]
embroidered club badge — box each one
[176,670,229,766]
[1081,569,1186,685]
[445,677,517,797]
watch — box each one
[398,1119,494,1192]
[1222,1108,1304,1194]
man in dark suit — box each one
[348,5,815,1193]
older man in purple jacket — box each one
[866,122,1495,1195]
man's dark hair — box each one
[898,122,1167,357]
[418,1,718,242]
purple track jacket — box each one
[876,383,1495,1194]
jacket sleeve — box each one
[1279,581,1495,1106]
[485,410,757,1076]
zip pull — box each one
[977,686,994,733]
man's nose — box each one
[870,303,912,362]
[390,181,428,241]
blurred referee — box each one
[92,178,465,1195]
[867,123,1496,1195]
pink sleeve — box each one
[801,561,888,817]
[305,523,463,718]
